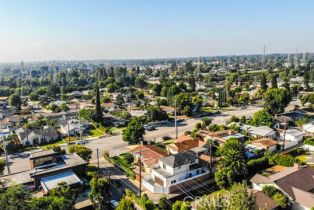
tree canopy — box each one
[89,177,111,210]
[68,145,92,162]
[215,139,247,189]
[122,118,145,145]
[263,88,291,115]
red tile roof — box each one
[167,139,206,152]
[131,145,167,167]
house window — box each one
[189,173,192,178]
[163,163,166,169]
[196,169,199,175]
[171,180,176,184]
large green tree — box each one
[228,182,256,210]
[304,70,310,91]
[198,182,256,210]
[157,196,171,210]
[94,85,103,123]
[260,73,268,91]
[215,139,247,189]
[68,145,92,162]
[271,74,278,88]
[188,74,196,91]
[146,106,168,122]
[116,197,135,210]
[30,183,77,210]
[0,185,31,210]
[122,118,145,145]
[263,88,291,115]
[9,94,22,110]
[89,177,111,210]
[0,159,5,175]
[250,109,274,127]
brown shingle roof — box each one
[131,145,167,167]
[252,190,279,210]
[167,139,206,152]
[275,167,314,200]
[175,135,193,142]
[252,138,278,149]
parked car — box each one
[177,119,185,123]
[10,153,21,159]
[110,200,118,208]
[162,136,172,140]
[76,140,88,145]
[144,125,156,131]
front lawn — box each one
[296,155,307,163]
[89,129,104,137]
[40,139,65,149]
[110,153,135,179]
[62,136,79,142]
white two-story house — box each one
[143,151,210,194]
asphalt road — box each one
[3,105,263,175]
[86,105,263,161]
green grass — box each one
[261,172,271,177]
[247,69,267,74]
[89,129,104,137]
[296,155,308,163]
[110,156,135,179]
[62,136,78,142]
[109,127,125,135]
[40,139,65,149]
[163,140,175,145]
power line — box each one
[187,177,214,194]
[176,183,194,199]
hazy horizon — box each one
[1,0,314,63]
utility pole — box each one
[174,97,178,139]
[262,45,266,70]
[67,119,70,143]
[1,134,11,175]
[78,104,82,141]
[282,117,288,151]
[139,150,142,197]
[97,148,100,169]
[108,170,111,207]
[209,138,213,177]
[20,61,24,98]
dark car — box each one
[162,136,172,140]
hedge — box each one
[262,186,289,208]
[304,138,314,146]
[288,148,306,157]
[269,154,297,167]
[247,156,270,173]
[110,156,135,179]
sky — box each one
[0,0,314,62]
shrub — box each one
[262,185,289,208]
[0,159,5,175]
[288,148,306,157]
[247,156,269,173]
[110,156,135,179]
[273,192,288,208]
[46,146,66,155]
[68,145,92,162]
[120,153,134,164]
[262,186,277,197]
[304,138,314,146]
[269,154,296,167]
[86,165,99,179]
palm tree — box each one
[220,149,247,177]
[47,119,57,142]
[23,123,31,145]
